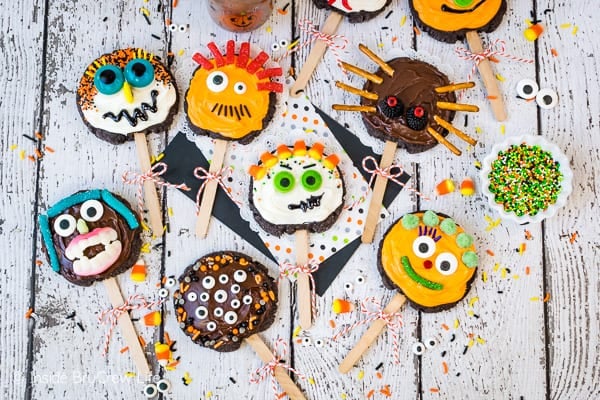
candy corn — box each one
[460,177,475,196]
[130,259,147,282]
[332,299,353,314]
[143,311,162,326]
[524,24,544,41]
[435,179,455,196]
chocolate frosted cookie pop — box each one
[174,251,278,352]
[77,48,179,145]
[312,0,392,23]
[38,189,142,287]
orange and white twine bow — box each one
[279,259,320,320]
[122,162,190,215]
[362,156,429,200]
[276,19,349,70]
[250,338,307,398]
[333,297,404,364]
[193,165,241,214]
[455,39,534,83]
[98,294,164,357]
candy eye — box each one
[94,65,125,95]
[214,290,228,303]
[80,200,104,222]
[206,321,217,331]
[165,277,177,288]
[206,71,228,93]
[234,270,247,282]
[178,24,188,33]
[143,383,158,398]
[202,276,216,289]
[214,307,224,317]
[187,292,198,302]
[424,337,437,349]
[124,59,155,88]
[355,275,366,284]
[435,252,458,275]
[271,42,280,51]
[279,39,289,48]
[224,311,238,324]
[231,284,241,294]
[273,171,295,193]
[242,294,253,305]
[453,0,474,6]
[219,274,229,284]
[233,82,247,94]
[536,88,559,109]
[302,337,312,346]
[53,214,76,237]
[195,306,208,319]
[412,342,425,356]
[158,288,169,298]
[231,299,241,309]
[344,282,353,291]
[314,339,324,347]
[301,170,322,192]
[412,236,436,259]
[516,78,539,99]
[156,379,171,393]
[200,292,210,302]
[168,24,178,32]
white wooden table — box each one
[1,1,598,399]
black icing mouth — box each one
[287,194,324,212]
[210,102,252,121]
[441,0,486,13]
[102,89,159,127]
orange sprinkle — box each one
[44,145,55,153]
[35,259,43,266]
[391,36,398,43]
[274,245,281,251]
[285,248,292,254]
[35,149,43,158]
[165,332,172,345]
[543,292,551,302]
[138,335,146,348]
[569,232,578,244]
[551,48,558,57]
[329,319,336,329]
[367,389,376,398]
[430,388,440,393]
[27,155,35,162]
[486,249,495,256]
[25,308,34,319]
[468,333,474,339]
[277,8,288,15]
[319,256,325,262]
[165,18,171,25]
[413,26,421,35]
[376,372,383,379]
[35,131,43,139]
[442,361,448,374]
[489,56,500,63]
[487,95,498,100]
[120,346,129,354]
[524,229,533,240]
[441,323,449,331]
[380,385,391,397]
[172,0,178,7]
[525,266,531,275]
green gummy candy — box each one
[401,214,419,230]
[422,210,440,227]
[462,251,478,268]
[456,233,474,248]
[439,218,457,235]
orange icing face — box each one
[185,41,283,142]
[379,211,478,310]
[410,0,504,33]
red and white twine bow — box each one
[98,294,164,357]
[279,259,320,320]
[455,39,534,83]
[276,19,349,70]
[333,297,404,364]
[193,165,241,214]
[250,338,307,398]
[122,162,190,215]
[362,156,429,200]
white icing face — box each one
[327,0,388,12]
[251,153,344,227]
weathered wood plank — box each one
[536,1,600,398]
[0,1,46,399]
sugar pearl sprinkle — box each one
[488,143,563,217]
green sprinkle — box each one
[422,210,440,227]
[401,214,420,230]
[456,233,474,248]
[462,251,478,268]
[401,256,443,290]
[439,218,457,235]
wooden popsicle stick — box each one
[465,31,507,122]
[134,132,163,237]
[195,139,228,238]
[289,12,344,97]
[295,229,312,330]
[361,140,398,244]
[338,293,406,374]
[246,335,307,400]
[103,277,152,377]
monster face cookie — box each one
[174,251,278,352]
[186,40,283,144]
[248,140,345,236]
[312,0,392,23]
[378,211,478,311]
[77,48,179,144]
[39,189,142,287]
[409,0,507,43]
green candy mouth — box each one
[400,256,443,291]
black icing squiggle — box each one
[102,90,159,127]
[288,194,324,212]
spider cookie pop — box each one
[186,40,283,237]
[333,44,479,242]
[338,211,478,372]
[409,0,508,120]
[248,140,345,329]
[39,189,153,376]
[77,48,179,235]
[174,251,306,400]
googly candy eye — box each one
[169,23,178,32]
[158,288,169,298]
[314,338,325,347]
[80,200,104,222]
[178,24,188,33]
[219,274,229,284]
[143,383,158,398]
[516,78,539,100]
[412,342,426,356]
[412,236,436,259]
[94,65,125,95]
[187,292,198,302]
[355,275,366,284]
[301,337,312,346]
[156,379,171,393]
[424,337,437,349]
[206,71,228,93]
[536,88,559,109]
[202,276,216,289]
[124,59,155,88]
[344,282,354,291]
[165,276,177,288]
[271,42,280,51]
[279,39,289,48]
[435,253,459,275]
[53,214,76,237]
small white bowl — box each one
[480,135,573,224]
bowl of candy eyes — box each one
[480,135,573,224]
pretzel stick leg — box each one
[134,132,163,236]
[195,139,228,238]
[338,293,406,374]
[295,230,312,330]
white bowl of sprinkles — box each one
[480,135,573,224]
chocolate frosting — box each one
[174,251,278,352]
[361,58,456,151]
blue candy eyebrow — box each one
[46,189,102,218]
[100,190,139,229]
[38,214,60,272]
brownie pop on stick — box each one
[186,40,283,238]
[333,44,479,243]
[174,251,306,400]
[77,49,179,236]
[248,141,345,329]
